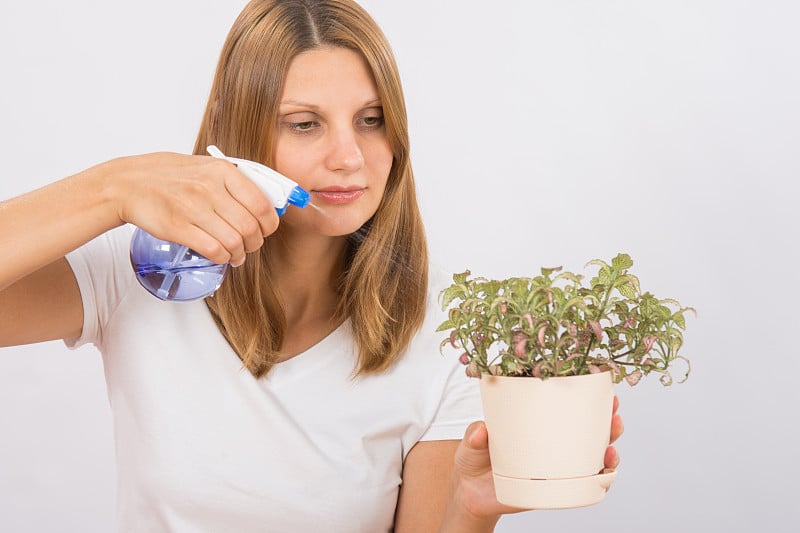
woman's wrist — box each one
[439,481,500,533]
[82,156,134,228]
[439,505,499,532]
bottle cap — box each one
[287,185,311,208]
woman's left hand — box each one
[448,395,624,523]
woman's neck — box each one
[266,228,348,330]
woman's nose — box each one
[325,128,364,173]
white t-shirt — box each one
[65,225,482,533]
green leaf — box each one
[616,274,640,295]
[435,319,454,332]
[540,265,563,277]
[453,270,471,285]
[598,266,612,285]
[554,272,583,285]
[612,253,634,271]
[586,259,609,270]
[617,281,637,299]
[439,285,464,310]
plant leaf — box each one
[617,281,637,299]
[612,253,634,271]
[453,270,471,285]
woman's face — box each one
[273,46,393,237]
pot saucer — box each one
[493,470,617,510]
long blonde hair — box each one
[195,0,428,378]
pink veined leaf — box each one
[512,331,529,358]
[566,352,581,361]
[537,324,547,347]
[625,370,643,386]
[643,336,658,354]
[466,362,480,378]
[524,313,534,329]
[449,331,458,349]
[533,361,543,378]
[500,301,507,314]
[588,364,602,374]
[623,316,636,328]
[511,331,528,343]
[459,352,470,365]
[588,320,603,341]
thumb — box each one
[455,421,492,478]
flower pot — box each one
[480,371,617,509]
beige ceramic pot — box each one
[480,371,617,509]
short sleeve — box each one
[418,356,483,442]
[417,266,483,442]
[63,224,137,349]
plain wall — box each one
[1,1,797,531]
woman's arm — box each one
[395,397,624,532]
[395,439,500,533]
[0,163,123,345]
[0,152,279,346]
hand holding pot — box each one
[446,396,624,526]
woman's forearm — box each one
[0,160,123,291]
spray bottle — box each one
[129,146,310,301]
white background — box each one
[1,1,798,531]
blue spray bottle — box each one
[129,146,310,302]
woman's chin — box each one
[281,211,372,240]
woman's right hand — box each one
[107,152,280,267]
[0,151,281,346]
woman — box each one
[0,0,622,531]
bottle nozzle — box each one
[287,185,311,208]
[206,145,310,214]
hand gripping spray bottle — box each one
[129,146,310,301]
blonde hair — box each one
[195,0,428,378]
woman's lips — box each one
[313,188,365,204]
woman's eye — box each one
[289,121,317,132]
[359,115,384,128]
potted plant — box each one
[438,253,693,509]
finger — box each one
[189,212,249,266]
[175,170,259,265]
[175,224,235,266]
[613,395,619,415]
[454,421,493,478]
[467,421,489,449]
[222,163,281,238]
[609,413,624,444]
[209,199,269,255]
[604,445,619,471]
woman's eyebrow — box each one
[279,97,382,109]
[279,100,319,110]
